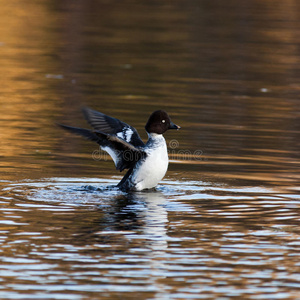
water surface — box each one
[0,1,299,299]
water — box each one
[0,1,300,299]
[1,178,299,299]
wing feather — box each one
[82,107,145,147]
[58,124,146,171]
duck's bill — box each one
[169,122,181,130]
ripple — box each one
[0,177,300,300]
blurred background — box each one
[0,0,299,185]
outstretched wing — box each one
[82,107,145,148]
[58,124,146,171]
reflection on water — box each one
[1,178,300,299]
[0,0,299,299]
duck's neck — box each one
[147,132,165,140]
[146,132,165,146]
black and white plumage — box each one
[59,107,180,191]
[82,108,145,148]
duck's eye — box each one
[162,120,166,123]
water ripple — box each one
[0,177,299,299]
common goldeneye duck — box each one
[59,108,180,191]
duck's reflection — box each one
[106,190,168,253]
[67,188,169,295]
[119,190,169,295]
[130,190,168,252]
[72,188,169,252]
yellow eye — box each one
[162,120,166,123]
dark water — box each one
[0,1,300,299]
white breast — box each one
[132,134,169,191]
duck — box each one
[59,107,180,191]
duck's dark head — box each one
[145,110,180,134]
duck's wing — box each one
[58,124,146,171]
[82,107,145,148]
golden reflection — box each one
[0,1,61,165]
